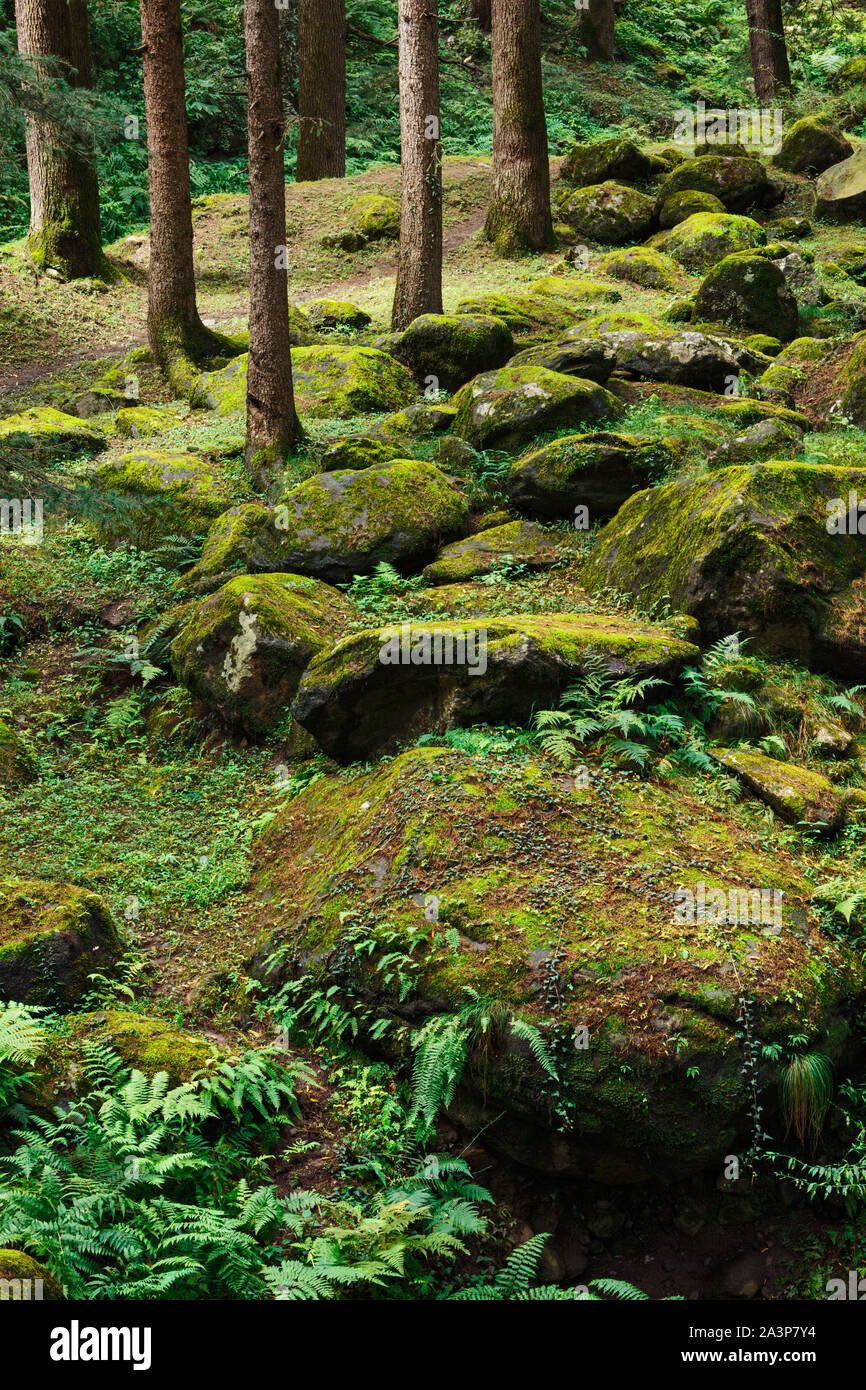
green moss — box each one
[0,407,105,461]
[597,247,682,290]
[197,346,417,419]
[115,405,181,438]
[304,298,372,329]
[452,364,622,451]
[561,181,656,244]
[0,878,121,1006]
[693,250,799,339]
[649,212,766,272]
[455,292,577,341]
[350,193,400,240]
[95,449,232,549]
[0,1249,64,1300]
[0,719,36,789]
[657,189,726,229]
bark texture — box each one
[746,0,791,101]
[469,0,491,31]
[14,0,103,278]
[391,0,443,330]
[244,0,299,484]
[296,0,346,180]
[578,0,614,61]
[484,0,553,258]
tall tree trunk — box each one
[296,0,346,180]
[484,0,552,257]
[579,0,614,61]
[746,0,790,101]
[14,0,103,279]
[391,0,442,331]
[244,0,299,487]
[469,0,491,31]
[140,0,225,395]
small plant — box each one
[780,1051,834,1148]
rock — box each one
[507,432,672,520]
[372,402,457,442]
[378,313,514,392]
[422,521,563,584]
[756,337,833,404]
[774,116,853,175]
[451,365,621,452]
[649,211,766,271]
[712,747,855,832]
[715,398,811,433]
[707,417,804,466]
[706,1251,768,1300]
[115,405,181,438]
[526,275,622,308]
[321,229,368,252]
[303,298,371,329]
[94,449,232,549]
[655,153,780,214]
[693,252,799,339]
[433,436,481,475]
[506,338,617,383]
[0,407,104,462]
[60,385,129,418]
[181,461,469,591]
[744,334,783,357]
[0,1250,63,1300]
[171,573,356,735]
[224,306,315,349]
[318,436,412,472]
[776,250,822,310]
[455,292,577,341]
[559,137,653,187]
[246,746,865,1180]
[0,719,36,789]
[593,325,744,391]
[291,613,699,762]
[0,879,122,1006]
[349,193,400,240]
[832,330,866,426]
[561,182,656,244]
[833,55,866,92]
[811,716,854,758]
[582,462,866,672]
[598,247,682,290]
[196,346,416,419]
[765,216,812,241]
[816,148,866,221]
[657,190,726,228]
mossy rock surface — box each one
[371,401,457,442]
[715,398,811,432]
[0,879,122,1006]
[60,384,129,418]
[583,462,866,669]
[816,148,866,221]
[774,116,853,175]
[350,193,400,240]
[171,573,356,735]
[508,431,672,520]
[378,313,514,392]
[598,247,682,291]
[527,275,622,307]
[197,347,416,419]
[836,330,866,427]
[561,182,656,244]
[452,365,621,452]
[712,747,856,832]
[247,746,865,1179]
[707,416,804,466]
[0,718,36,789]
[658,190,726,229]
[95,449,232,549]
[693,251,799,339]
[115,405,182,439]
[455,292,577,342]
[0,1249,63,1300]
[318,435,413,472]
[506,338,617,383]
[559,136,653,187]
[649,212,766,272]
[225,305,315,348]
[655,154,779,214]
[292,613,699,762]
[422,520,564,584]
[304,298,372,329]
[0,407,104,461]
[756,336,833,402]
[833,55,866,91]
[582,324,742,391]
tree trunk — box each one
[244,0,300,486]
[746,0,790,101]
[14,0,103,279]
[296,0,346,180]
[469,0,491,32]
[139,0,226,395]
[579,0,614,61]
[484,0,552,257]
[391,0,442,331]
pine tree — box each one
[391,0,443,331]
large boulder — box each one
[247,746,866,1180]
[836,331,866,426]
[598,247,682,291]
[506,339,617,383]
[318,436,412,472]
[560,182,656,244]
[693,252,799,339]
[774,116,853,175]
[0,1250,63,1301]
[349,193,400,240]
[422,521,563,584]
[0,407,104,462]
[707,416,805,467]
[756,337,833,405]
[455,292,582,341]
[0,879,122,1006]
[833,55,866,92]
[507,432,672,520]
[181,461,470,591]
[649,212,766,271]
[94,449,232,549]
[816,148,866,221]
[451,365,621,452]
[563,323,744,392]
[171,573,357,735]
[712,747,863,832]
[582,462,866,672]
[657,190,726,229]
[291,613,699,762]
[303,298,371,330]
[196,347,416,419]
[655,154,780,214]
[559,137,653,187]
[377,313,514,392]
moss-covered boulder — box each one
[0,1250,63,1300]
[60,384,129,418]
[0,719,36,789]
[422,521,563,584]
[303,298,372,329]
[707,416,804,466]
[115,405,182,439]
[508,431,672,520]
[655,154,779,214]
[350,193,400,240]
[455,292,577,341]
[371,402,457,443]
[0,407,104,462]
[715,397,811,433]
[561,182,656,244]
[526,275,622,308]
[774,116,853,175]
[693,251,799,339]
[197,347,416,419]
[586,324,743,391]
[816,148,866,221]
[319,435,413,472]
[713,747,860,832]
[95,449,232,549]
[0,879,122,1006]
[378,313,514,392]
[506,338,617,383]
[171,573,356,735]
[559,137,653,187]
[649,212,767,271]
[246,746,865,1179]
[833,55,866,91]
[292,613,699,762]
[837,330,866,427]
[225,306,315,349]
[756,336,833,404]
[583,462,866,670]
[452,365,621,452]
[657,189,726,229]
[598,247,682,290]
